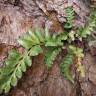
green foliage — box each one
[69,45,85,77]
[64,7,75,29]
[0,7,96,94]
[18,28,64,49]
[60,51,74,83]
[45,34,63,47]
[60,45,85,82]
[0,28,64,93]
[18,30,42,50]
[45,48,61,68]
[0,50,32,93]
[77,9,96,38]
[69,45,84,58]
[5,50,22,66]
[28,45,43,56]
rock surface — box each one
[0,0,90,45]
[1,0,96,96]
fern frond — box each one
[18,28,64,49]
[45,34,63,47]
[69,45,85,77]
[18,30,45,50]
[64,7,75,29]
[0,50,32,93]
[78,10,96,38]
[60,51,74,83]
[45,48,61,68]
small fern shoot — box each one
[60,50,74,83]
[64,7,75,29]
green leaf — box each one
[0,66,14,76]
[45,34,63,47]
[58,32,68,41]
[6,50,21,66]
[4,82,11,93]
[8,50,21,58]
[16,68,22,79]
[5,84,11,93]
[45,41,57,46]
[24,54,32,67]
[5,59,18,67]
[28,30,40,44]
[29,45,43,56]
[18,38,33,49]
[11,75,17,87]
[35,29,45,42]
[20,61,26,72]
[0,76,10,87]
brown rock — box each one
[0,1,95,96]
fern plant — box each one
[0,7,96,94]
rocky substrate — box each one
[0,0,96,96]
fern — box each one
[0,50,32,93]
[64,7,75,29]
[45,34,63,47]
[18,30,42,50]
[60,51,74,83]
[18,28,64,49]
[77,10,96,38]
[0,28,64,93]
[45,48,61,68]
[69,45,85,77]
[28,45,43,56]
[76,57,85,78]
[1,8,96,93]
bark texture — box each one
[0,0,96,96]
